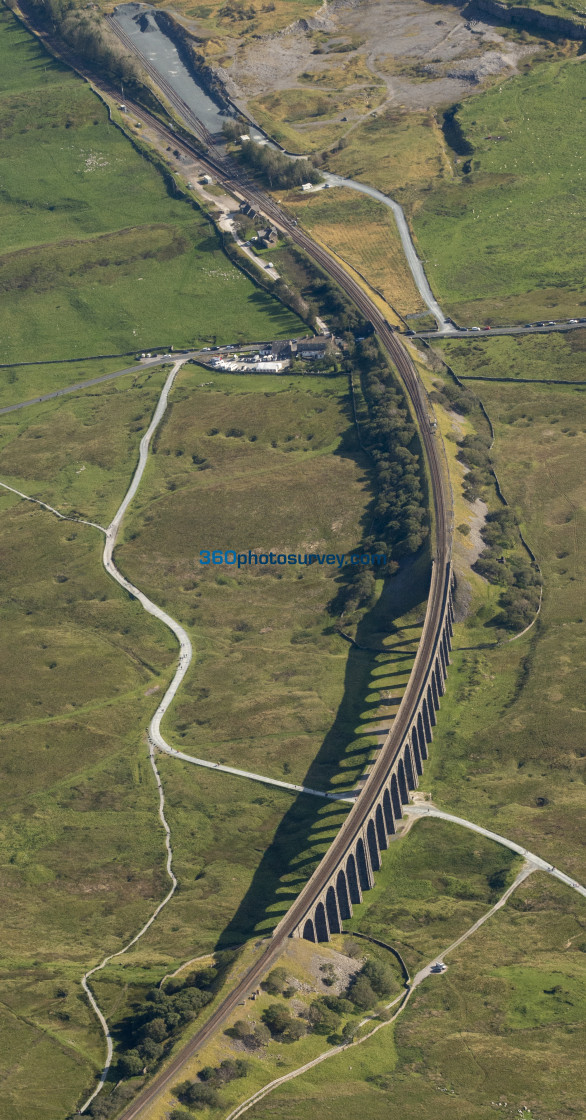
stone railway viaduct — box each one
[289,565,454,943]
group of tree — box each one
[175,1059,248,1112]
[429,377,477,417]
[431,376,541,633]
[331,338,428,618]
[346,957,395,1009]
[113,957,236,1085]
[473,509,540,630]
[21,0,143,85]
[237,139,322,190]
[457,430,493,503]
[262,1002,307,1041]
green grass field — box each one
[420,374,586,878]
[437,330,586,383]
[410,58,586,325]
[0,7,301,366]
[0,356,147,410]
[246,874,586,1120]
[236,337,584,1120]
[116,364,427,795]
[0,359,423,1114]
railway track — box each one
[106,89,453,1120]
[13,25,454,1111]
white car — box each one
[469,326,481,331]
[568,319,578,324]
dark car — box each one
[535,321,545,327]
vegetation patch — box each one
[410,59,586,324]
[283,188,425,317]
[0,7,301,363]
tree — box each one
[347,975,377,1010]
[263,1002,293,1035]
[176,1080,220,1109]
[139,1038,163,1062]
[142,1016,168,1042]
[281,1018,306,1042]
[361,959,395,997]
[308,1000,341,1036]
[117,1050,144,1078]
[263,967,288,995]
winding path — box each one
[0,359,354,1113]
[222,862,536,1120]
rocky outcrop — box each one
[469,0,586,40]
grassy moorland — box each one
[245,873,586,1120]
[0,365,173,525]
[116,364,427,795]
[326,108,449,200]
[0,6,301,365]
[0,492,176,1120]
[0,357,428,1116]
[0,356,145,411]
[409,58,586,326]
[420,371,586,878]
[437,329,586,384]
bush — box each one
[175,1080,221,1109]
[263,967,288,995]
[347,975,377,1010]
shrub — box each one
[263,967,288,995]
[361,958,394,996]
[347,975,377,1010]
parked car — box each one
[469,326,481,331]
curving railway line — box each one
[103,84,453,1120]
[9,16,453,1110]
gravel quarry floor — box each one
[214,0,535,117]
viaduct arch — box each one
[288,566,454,942]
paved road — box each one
[406,806,586,900]
[0,356,183,416]
[413,322,585,340]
